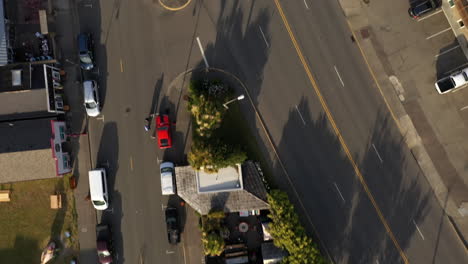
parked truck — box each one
[96,224,113,264]
[435,67,468,94]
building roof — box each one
[197,165,243,193]
[0,118,57,183]
[0,63,54,121]
[175,161,269,215]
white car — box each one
[160,162,176,195]
[83,80,101,117]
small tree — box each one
[188,138,246,173]
[202,232,225,256]
[267,190,326,264]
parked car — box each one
[435,67,468,94]
[165,207,180,244]
[408,0,438,19]
[83,80,101,117]
[156,114,173,149]
[96,224,113,264]
[78,33,95,70]
[89,168,109,210]
[160,162,176,195]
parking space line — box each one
[295,105,306,125]
[426,27,451,40]
[259,26,270,48]
[435,45,460,58]
[460,106,468,111]
[417,9,443,22]
[303,0,310,9]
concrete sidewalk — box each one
[340,0,468,249]
[49,0,98,262]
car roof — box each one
[451,69,468,87]
[89,169,105,200]
[83,81,96,102]
[78,34,89,52]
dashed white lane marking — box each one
[196,37,209,68]
[295,105,306,125]
[333,182,345,203]
[303,0,309,9]
[259,26,270,48]
[426,27,451,40]
[334,65,345,87]
[413,220,425,240]
[435,45,460,58]
[130,156,134,171]
[372,143,384,163]
[417,9,443,22]
[120,59,124,72]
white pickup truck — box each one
[435,67,468,94]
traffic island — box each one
[159,0,192,11]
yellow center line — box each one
[120,59,124,73]
[130,156,134,171]
[272,0,409,263]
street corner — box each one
[158,0,192,11]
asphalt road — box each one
[75,0,468,263]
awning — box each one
[0,0,8,66]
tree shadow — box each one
[268,96,432,263]
[0,235,39,263]
[149,73,165,116]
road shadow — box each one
[435,39,467,79]
[270,96,431,263]
[94,122,124,264]
[149,73,165,117]
[193,0,270,107]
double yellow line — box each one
[272,0,409,263]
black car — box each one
[165,207,180,244]
[78,33,95,70]
[408,0,438,19]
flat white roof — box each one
[197,164,243,193]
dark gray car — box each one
[408,0,438,19]
[78,33,95,70]
[165,207,180,244]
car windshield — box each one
[80,53,92,64]
[98,250,111,257]
[85,102,97,109]
[158,126,169,130]
[161,167,173,173]
[93,200,106,206]
[160,139,169,146]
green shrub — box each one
[267,190,326,264]
[202,232,225,256]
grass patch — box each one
[0,175,78,263]
[218,103,276,188]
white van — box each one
[89,168,109,210]
[160,162,175,195]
